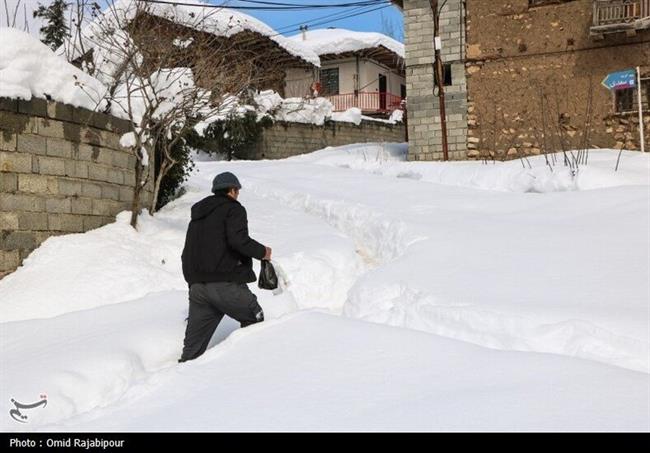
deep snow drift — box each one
[1,145,649,431]
[3,309,647,432]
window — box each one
[528,0,575,7]
[615,80,650,113]
[319,68,339,96]
[444,64,453,86]
[434,63,453,87]
[616,88,635,113]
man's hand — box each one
[263,246,272,261]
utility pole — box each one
[637,66,646,153]
[430,0,449,161]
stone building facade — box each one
[235,120,405,160]
[465,0,649,159]
[395,0,650,160]
[0,97,153,277]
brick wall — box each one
[0,97,153,277]
[403,0,468,161]
[238,120,406,160]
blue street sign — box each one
[602,69,637,91]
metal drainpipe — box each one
[355,55,361,108]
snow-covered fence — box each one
[0,97,154,277]
[236,119,406,160]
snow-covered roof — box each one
[67,0,320,67]
[0,27,107,111]
[288,28,405,60]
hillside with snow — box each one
[1,145,649,432]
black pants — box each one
[179,282,264,362]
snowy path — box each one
[2,166,371,430]
[1,145,649,431]
[192,152,650,373]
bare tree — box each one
[61,1,102,70]
[577,77,594,166]
[73,0,284,227]
[3,0,24,28]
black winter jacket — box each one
[181,194,266,285]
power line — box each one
[134,0,395,40]
[294,3,391,31]
[273,3,385,34]
[234,0,387,6]
[232,3,393,47]
[101,0,397,64]
[136,0,391,11]
[122,0,396,37]
[222,2,395,62]
[221,3,394,56]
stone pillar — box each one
[403,0,468,160]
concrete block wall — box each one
[0,97,153,277]
[239,120,406,160]
[403,0,468,161]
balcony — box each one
[325,92,404,116]
[591,0,650,37]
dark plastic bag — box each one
[258,260,278,290]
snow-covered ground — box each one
[1,145,649,431]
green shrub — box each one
[199,111,273,160]
[154,135,195,211]
[155,112,272,210]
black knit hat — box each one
[211,172,242,193]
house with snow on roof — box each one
[65,0,320,98]
[285,28,406,118]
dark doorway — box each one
[379,74,387,110]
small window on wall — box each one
[528,0,575,7]
[434,64,453,87]
[444,64,452,86]
[616,89,635,113]
[615,80,650,113]
[319,68,339,96]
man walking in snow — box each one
[179,171,272,362]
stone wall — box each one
[239,120,406,160]
[604,114,650,151]
[464,0,650,159]
[402,0,468,161]
[0,97,153,277]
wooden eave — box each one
[318,45,405,76]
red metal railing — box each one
[325,92,404,113]
[593,0,650,26]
